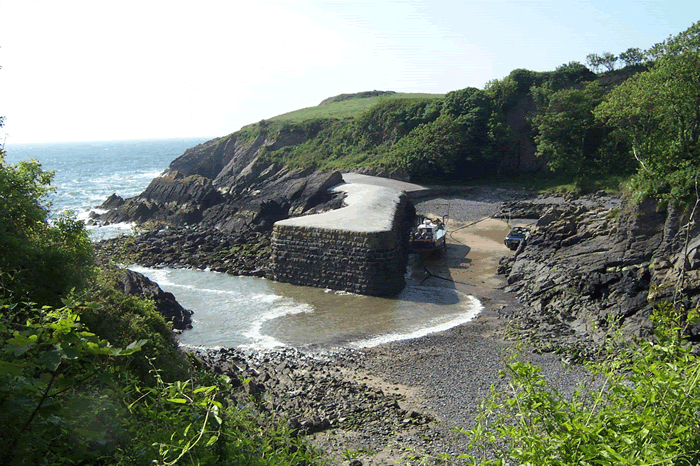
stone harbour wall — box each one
[269,195,413,297]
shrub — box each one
[458,303,700,465]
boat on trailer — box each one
[409,216,447,254]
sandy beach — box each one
[309,192,591,465]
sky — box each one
[0,0,698,145]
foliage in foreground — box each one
[0,297,320,466]
[0,153,320,465]
[457,303,700,465]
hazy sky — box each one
[1,0,697,144]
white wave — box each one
[251,293,283,304]
[240,300,314,351]
[127,266,171,285]
[87,222,136,241]
[349,295,483,349]
[323,288,359,296]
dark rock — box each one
[189,345,425,442]
[99,193,125,209]
[114,268,193,330]
[501,195,700,358]
[95,128,347,236]
[497,200,559,219]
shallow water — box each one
[131,260,482,351]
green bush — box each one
[0,300,146,465]
[458,303,700,465]
[0,154,95,307]
[122,368,321,466]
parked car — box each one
[504,226,530,251]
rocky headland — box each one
[93,131,349,277]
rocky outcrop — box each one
[94,128,345,234]
[114,268,193,330]
[95,224,271,277]
[94,128,351,284]
[499,195,700,359]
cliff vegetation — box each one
[179,20,698,207]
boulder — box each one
[115,268,193,330]
[98,193,124,209]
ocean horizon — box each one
[4,137,210,240]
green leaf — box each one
[0,360,25,376]
[205,436,219,447]
[38,350,62,371]
[193,385,215,395]
[126,339,148,351]
[167,398,188,404]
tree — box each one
[646,20,700,59]
[586,53,603,72]
[388,115,466,180]
[595,50,700,202]
[548,61,596,90]
[587,52,619,72]
[443,87,481,118]
[619,47,645,66]
[0,155,94,306]
[600,52,619,71]
[533,82,631,177]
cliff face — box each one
[499,196,700,358]
[97,129,343,233]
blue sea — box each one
[4,139,206,241]
[4,139,482,351]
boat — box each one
[504,226,530,250]
[409,216,447,254]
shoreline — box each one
[190,193,592,465]
[119,188,595,464]
[302,195,590,464]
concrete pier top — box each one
[274,181,404,233]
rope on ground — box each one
[420,265,473,287]
[422,265,455,283]
[446,214,495,245]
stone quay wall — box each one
[269,194,413,297]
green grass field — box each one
[268,92,444,123]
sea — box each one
[4,139,482,352]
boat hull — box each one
[410,235,446,253]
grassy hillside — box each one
[266,91,444,123]
[249,66,637,185]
